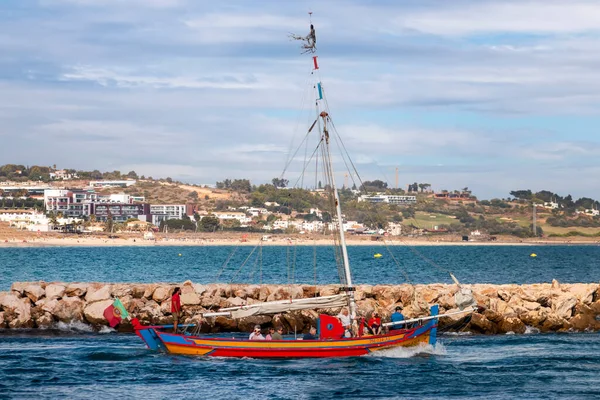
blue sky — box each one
[1,0,600,199]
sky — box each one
[1,0,600,199]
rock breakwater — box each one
[1,280,599,334]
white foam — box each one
[443,331,472,336]
[98,326,116,334]
[368,342,447,358]
[506,331,516,335]
[55,320,94,332]
[525,325,540,335]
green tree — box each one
[272,177,289,188]
[199,215,220,232]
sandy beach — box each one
[0,231,597,247]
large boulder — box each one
[24,284,45,303]
[45,284,66,300]
[181,292,201,306]
[41,299,59,314]
[498,316,526,334]
[520,308,549,327]
[65,283,88,297]
[111,284,133,298]
[570,310,599,331]
[225,297,245,307]
[10,282,30,295]
[568,284,597,305]
[52,296,85,322]
[83,299,114,325]
[1,294,33,328]
[258,286,271,302]
[142,284,158,299]
[469,313,497,334]
[85,285,112,303]
[214,316,238,332]
[541,314,566,332]
[131,285,147,299]
[35,312,55,329]
[152,286,171,302]
[552,295,577,319]
[238,315,272,332]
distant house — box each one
[89,180,136,188]
[358,194,416,205]
[50,170,78,180]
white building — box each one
[358,194,417,205]
[96,193,145,203]
[247,207,268,217]
[150,204,187,226]
[309,208,323,218]
[90,180,136,188]
[50,170,78,180]
[543,202,560,209]
[44,189,97,217]
[209,211,252,225]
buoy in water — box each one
[530,253,537,258]
[178,253,182,257]
[374,253,382,259]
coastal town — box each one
[1,164,600,245]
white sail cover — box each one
[229,294,348,319]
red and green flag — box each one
[103,298,129,327]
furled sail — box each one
[225,294,348,319]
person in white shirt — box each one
[337,308,352,337]
[249,325,265,340]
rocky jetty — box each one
[1,280,599,334]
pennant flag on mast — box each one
[104,298,129,327]
[317,82,323,100]
[313,56,319,70]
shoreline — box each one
[0,236,599,248]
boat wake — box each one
[368,343,447,358]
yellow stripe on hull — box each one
[369,334,430,352]
[164,343,214,356]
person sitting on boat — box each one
[171,287,182,333]
[302,326,318,340]
[271,326,284,340]
[265,327,275,340]
[390,306,405,331]
[337,308,352,337]
[368,312,382,335]
[249,325,265,340]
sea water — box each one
[1,244,600,290]
[0,330,599,399]
[1,245,600,399]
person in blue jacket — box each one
[390,306,405,331]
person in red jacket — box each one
[368,311,382,335]
[171,287,182,333]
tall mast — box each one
[320,112,357,319]
[295,15,357,318]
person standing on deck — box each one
[390,306,405,331]
[171,287,182,333]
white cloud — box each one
[393,1,600,36]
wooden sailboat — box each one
[133,17,474,358]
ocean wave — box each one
[368,342,447,358]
